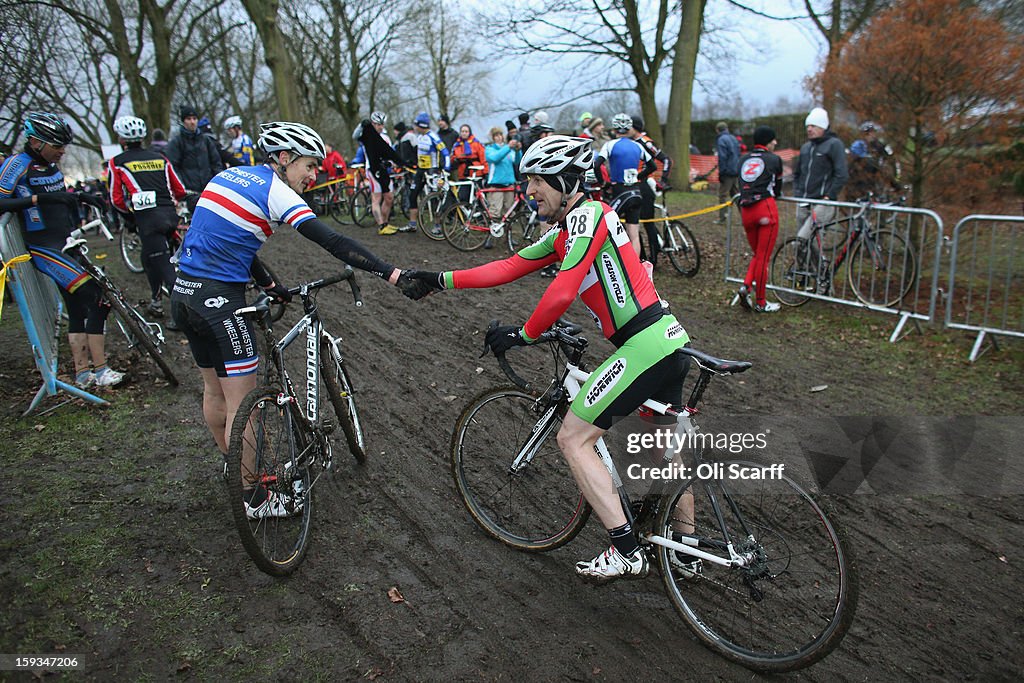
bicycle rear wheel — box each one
[320,339,366,464]
[505,209,533,253]
[419,191,446,240]
[105,293,179,386]
[847,229,917,308]
[769,238,814,306]
[654,462,858,673]
[441,201,490,251]
[665,221,700,277]
[451,388,591,551]
[227,386,314,576]
[350,187,373,227]
[119,227,144,273]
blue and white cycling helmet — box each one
[223,115,242,131]
[258,121,326,161]
[24,112,73,146]
[113,116,147,142]
[414,112,430,129]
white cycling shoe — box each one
[575,546,649,583]
[245,487,301,520]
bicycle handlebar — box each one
[485,319,586,392]
[235,269,362,317]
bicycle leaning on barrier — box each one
[226,269,366,576]
[770,198,917,308]
[62,225,179,386]
[451,319,857,673]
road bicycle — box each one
[417,171,461,241]
[227,269,366,575]
[450,320,857,672]
[439,183,538,252]
[639,185,701,277]
[62,225,179,386]
[347,166,374,227]
[308,171,357,224]
[770,200,917,308]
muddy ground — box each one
[1,209,1022,681]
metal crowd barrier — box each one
[724,196,945,342]
[0,215,107,413]
[945,215,1023,361]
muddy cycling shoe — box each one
[92,367,124,387]
[670,552,704,580]
[753,301,781,313]
[397,224,416,233]
[737,285,753,311]
[75,370,95,388]
[147,298,164,318]
[575,546,649,583]
[244,485,300,520]
[539,264,559,278]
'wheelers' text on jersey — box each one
[177,165,315,282]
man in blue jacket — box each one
[793,107,848,240]
[715,121,740,222]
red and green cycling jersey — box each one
[442,196,680,345]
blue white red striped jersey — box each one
[177,164,315,282]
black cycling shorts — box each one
[169,275,258,378]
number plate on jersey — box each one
[131,190,157,211]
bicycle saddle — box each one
[678,347,752,374]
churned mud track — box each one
[1,219,1021,680]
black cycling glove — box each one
[78,193,106,210]
[404,270,444,293]
[396,271,437,301]
[485,325,527,355]
[36,192,81,209]
[264,282,293,304]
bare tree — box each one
[240,0,301,119]
[664,0,705,183]
[283,0,411,155]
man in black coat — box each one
[165,105,224,211]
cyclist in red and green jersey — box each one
[405,135,692,582]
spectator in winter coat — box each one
[165,105,224,210]
[793,107,848,240]
[149,128,169,155]
[437,115,459,155]
[715,121,741,222]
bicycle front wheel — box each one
[654,462,858,673]
[848,229,917,308]
[451,388,591,552]
[665,221,701,277]
[441,201,489,251]
[227,387,314,576]
[505,209,532,253]
[320,339,366,464]
[119,227,144,273]
[105,294,179,385]
[769,238,814,307]
[350,187,373,227]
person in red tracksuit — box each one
[736,126,783,313]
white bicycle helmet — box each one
[519,135,593,177]
[611,113,633,132]
[370,111,387,125]
[224,115,242,131]
[113,116,147,142]
[258,121,326,160]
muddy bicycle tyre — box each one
[769,238,815,307]
[320,339,366,464]
[119,227,144,273]
[227,386,314,576]
[440,201,490,251]
[847,229,917,308]
[654,462,858,673]
[451,388,591,551]
[418,191,447,241]
[105,294,178,385]
[665,221,701,277]
[350,187,373,227]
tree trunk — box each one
[665,0,706,186]
[240,0,299,120]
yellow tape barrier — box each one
[638,201,731,224]
[0,253,32,321]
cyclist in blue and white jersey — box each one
[169,121,430,518]
[223,116,255,166]
[595,113,655,255]
[405,112,450,236]
[0,112,124,387]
